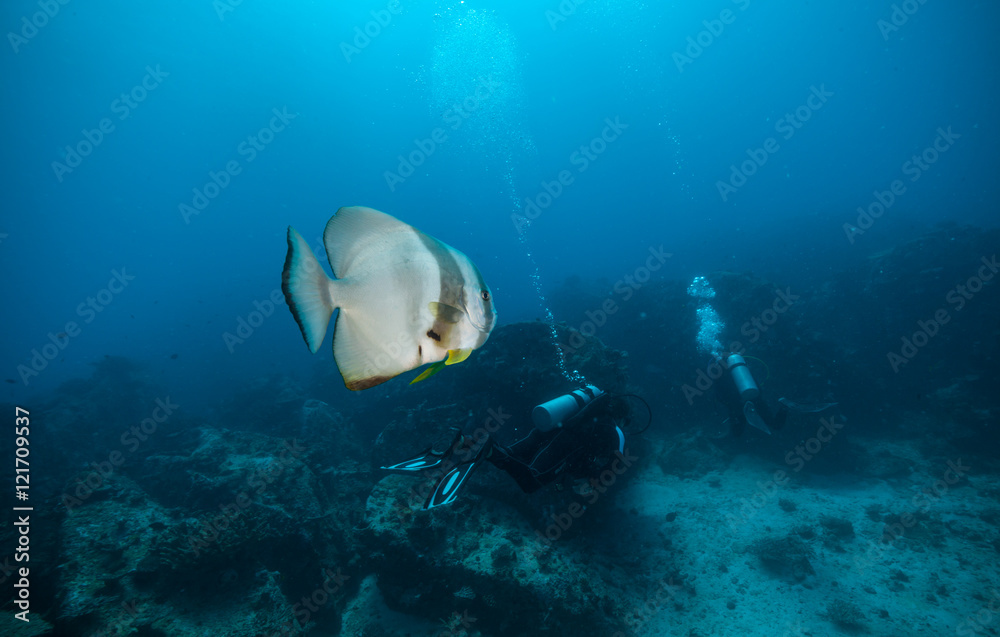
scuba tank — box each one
[532,385,605,432]
[725,354,759,401]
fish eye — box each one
[481,290,490,302]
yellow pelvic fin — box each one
[410,360,446,385]
[410,349,473,385]
[445,348,473,365]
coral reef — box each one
[825,598,867,631]
[23,322,644,636]
[748,534,815,583]
[12,225,1000,636]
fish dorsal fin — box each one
[428,302,464,324]
[323,206,424,279]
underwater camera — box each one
[532,385,605,432]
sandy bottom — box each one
[612,439,999,637]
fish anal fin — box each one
[334,311,417,391]
[346,375,393,391]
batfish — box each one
[281,206,496,390]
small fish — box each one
[4,379,16,384]
[282,206,496,390]
[170,353,178,360]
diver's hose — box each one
[613,392,653,435]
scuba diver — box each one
[714,351,837,436]
[381,386,651,509]
[715,351,789,436]
[687,276,835,437]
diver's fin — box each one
[778,398,838,413]
[743,401,771,435]
[381,450,446,472]
[423,437,489,510]
[424,458,483,509]
[431,426,463,455]
[381,427,462,472]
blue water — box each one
[2,0,997,409]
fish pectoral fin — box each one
[410,360,447,385]
[428,302,464,324]
[445,348,473,365]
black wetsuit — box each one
[716,365,787,436]
[486,414,623,493]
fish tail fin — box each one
[282,226,336,354]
